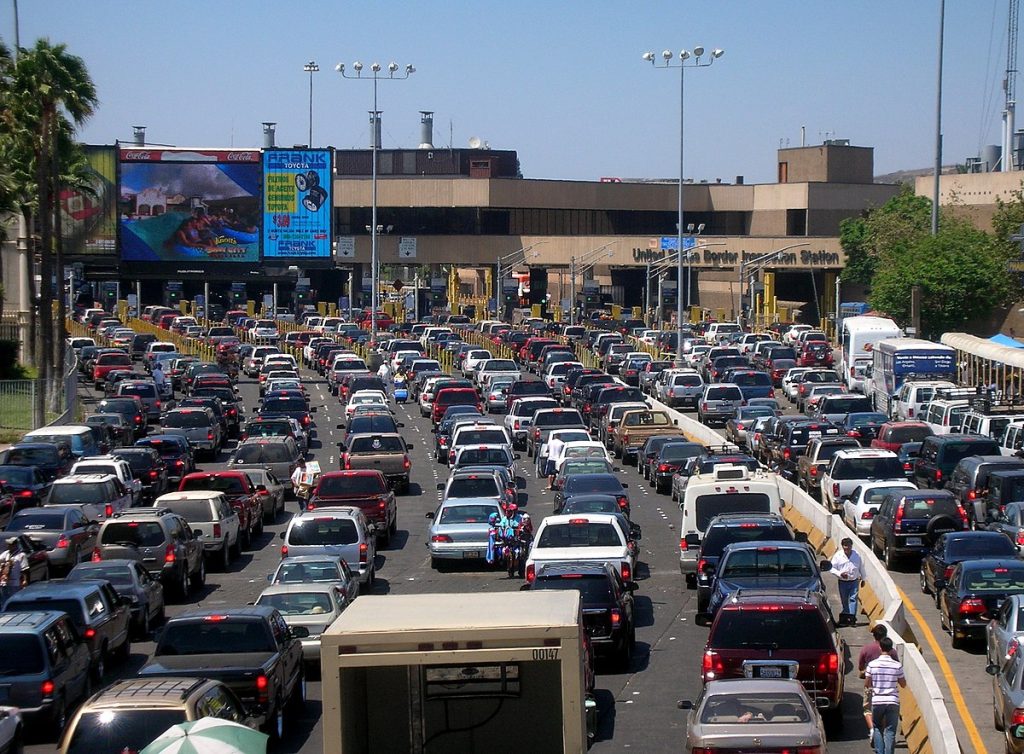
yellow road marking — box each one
[896,585,986,754]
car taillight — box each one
[149,469,159,479]
[207,431,214,441]
[583,403,591,413]
[768,388,775,397]
[621,562,631,581]
[533,428,540,440]
[359,542,368,564]
[616,495,628,510]
[164,544,176,564]
[848,430,861,438]
[903,462,912,471]
[610,609,622,626]
[810,466,818,477]
[403,455,411,470]
[135,414,143,424]
[960,597,987,617]
[783,448,791,461]
[657,463,671,473]
[701,402,709,412]
[935,469,943,482]
[526,563,536,582]
[448,451,456,463]
[343,454,351,470]
[255,673,269,700]
[431,534,453,543]
[817,651,839,675]
[41,680,55,696]
[91,548,102,562]
[155,400,161,409]
[701,650,724,679]
[832,482,840,497]
[956,503,969,528]
[302,415,311,426]
[55,534,69,549]
[280,544,288,557]
[861,508,875,519]
[894,501,905,532]
[213,523,222,538]
[84,627,96,639]
[104,503,114,518]
[1012,708,1024,727]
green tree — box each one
[840,184,933,287]
[838,216,873,284]
[869,221,1014,338]
[992,184,1024,247]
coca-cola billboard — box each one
[118,147,261,265]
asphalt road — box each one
[28,359,879,753]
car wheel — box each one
[264,700,285,740]
[288,671,307,710]
[230,536,241,559]
[934,589,942,609]
[241,524,252,549]
[93,648,106,682]
[178,567,190,599]
[114,634,131,662]
[51,695,67,731]
[883,541,897,569]
[220,542,230,572]
[951,627,964,650]
[920,567,930,594]
[191,558,206,590]
[616,631,635,672]
[996,703,1005,731]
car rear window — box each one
[455,429,508,446]
[289,517,359,546]
[6,447,57,465]
[10,511,67,530]
[804,371,841,384]
[695,493,772,531]
[943,440,1000,464]
[833,457,904,479]
[446,477,501,498]
[947,536,1017,559]
[257,591,334,616]
[720,547,813,578]
[120,383,157,398]
[0,634,44,674]
[458,448,512,466]
[623,412,670,427]
[701,524,793,556]
[659,443,704,462]
[788,426,841,444]
[532,574,615,605]
[163,411,211,429]
[706,387,742,401]
[65,710,189,754]
[7,598,85,626]
[901,495,960,517]
[100,520,165,547]
[164,500,216,522]
[671,374,703,387]
[317,474,386,496]
[731,372,771,386]
[234,443,292,463]
[537,522,623,548]
[821,397,873,413]
[963,565,1024,591]
[888,425,933,443]
[97,353,132,366]
[49,482,108,505]
[535,411,585,428]
[711,609,832,650]
[564,475,623,495]
[439,504,499,524]
[349,436,405,453]
[159,619,275,655]
[700,692,812,724]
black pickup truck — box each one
[139,605,307,739]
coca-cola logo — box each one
[226,152,256,161]
[123,151,151,160]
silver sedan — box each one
[988,594,1024,666]
[988,636,1024,752]
[484,377,516,413]
[256,583,349,670]
[678,678,825,753]
[425,498,501,568]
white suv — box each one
[155,490,240,571]
[820,448,905,513]
[69,456,143,507]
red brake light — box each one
[817,651,839,675]
[702,650,724,679]
[104,504,114,518]
[83,627,96,639]
[359,542,368,563]
[256,674,269,691]
[41,680,55,696]
[164,544,176,564]
[943,565,955,581]
[1012,708,1024,727]
[91,548,102,562]
[621,562,631,581]
[894,501,905,531]
[832,483,840,497]
[810,466,818,477]
[783,448,791,461]
[280,545,289,557]
[610,609,622,626]
[431,534,453,543]
[526,563,536,583]
[935,469,943,482]
[616,495,628,509]
[960,597,987,616]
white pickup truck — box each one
[525,513,637,584]
[69,456,144,507]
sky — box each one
[2,0,1015,184]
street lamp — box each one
[736,242,811,325]
[337,59,416,345]
[496,243,544,317]
[570,243,615,326]
[303,60,319,146]
[643,45,723,365]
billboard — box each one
[262,149,332,259]
[61,145,117,256]
[118,148,261,265]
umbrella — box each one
[141,717,268,754]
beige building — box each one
[913,170,1024,231]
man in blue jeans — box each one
[865,636,906,754]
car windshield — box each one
[537,522,623,548]
[446,477,501,498]
[439,504,499,524]
[65,709,189,754]
[564,475,622,494]
[163,411,210,428]
[699,692,812,724]
[181,476,245,495]
[9,511,66,530]
[289,518,358,546]
[695,493,772,531]
[964,566,1024,591]
[720,547,813,578]
[0,634,44,675]
[533,574,614,606]
[233,443,292,463]
[257,592,334,616]
[49,483,107,505]
[317,474,385,496]
[100,521,165,547]
[159,619,275,655]
[274,561,341,583]
[711,609,832,650]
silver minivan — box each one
[115,380,162,423]
[279,507,377,585]
[227,437,301,493]
[696,383,744,426]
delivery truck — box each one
[320,591,593,753]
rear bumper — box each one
[429,542,489,560]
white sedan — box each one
[841,480,918,537]
[462,350,493,379]
[345,390,391,419]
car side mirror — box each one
[192,529,204,538]
[986,662,1000,676]
[677,699,693,711]
[514,454,522,460]
[436,483,444,491]
[620,483,629,489]
[278,531,286,539]
[336,423,345,430]
[290,626,310,639]
[794,531,808,543]
[407,443,415,451]
[819,560,832,572]
[256,485,268,493]
[869,507,880,516]
[700,561,715,575]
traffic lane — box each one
[884,560,997,754]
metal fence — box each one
[0,348,78,431]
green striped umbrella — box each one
[140,717,268,754]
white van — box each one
[677,465,784,584]
[999,421,1024,457]
[960,411,1024,441]
[891,380,957,422]
[922,398,973,436]
[704,322,742,345]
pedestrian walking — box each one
[831,537,863,626]
[858,625,899,738]
[0,537,27,608]
[865,636,905,754]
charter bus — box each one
[839,315,902,393]
[868,338,957,415]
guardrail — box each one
[642,391,959,754]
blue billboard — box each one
[263,149,333,259]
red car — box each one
[308,470,396,543]
[432,387,482,425]
[870,421,934,453]
[92,350,133,390]
[798,341,834,367]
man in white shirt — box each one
[0,537,27,608]
[865,636,905,754]
[830,537,863,627]
[543,434,566,489]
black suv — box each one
[695,513,796,613]
[945,455,1024,526]
[111,446,169,502]
[527,562,637,669]
[869,489,968,568]
[913,434,1002,489]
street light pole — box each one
[643,45,724,365]
[303,60,319,147]
[336,60,416,345]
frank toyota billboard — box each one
[118,148,261,265]
[263,149,333,259]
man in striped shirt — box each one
[865,637,905,754]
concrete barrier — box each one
[646,393,959,754]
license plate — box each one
[809,431,821,439]
[463,551,481,558]
[905,537,922,546]
[758,666,783,678]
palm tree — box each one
[1,39,97,420]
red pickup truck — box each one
[178,471,263,548]
[308,470,397,545]
[92,351,133,390]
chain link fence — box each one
[0,348,78,430]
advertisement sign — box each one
[263,149,333,259]
[62,145,117,256]
[892,352,956,375]
[118,148,261,265]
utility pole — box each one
[569,255,577,326]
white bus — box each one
[839,315,902,392]
[868,338,957,415]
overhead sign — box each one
[263,149,333,259]
[336,236,355,258]
[398,237,417,258]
